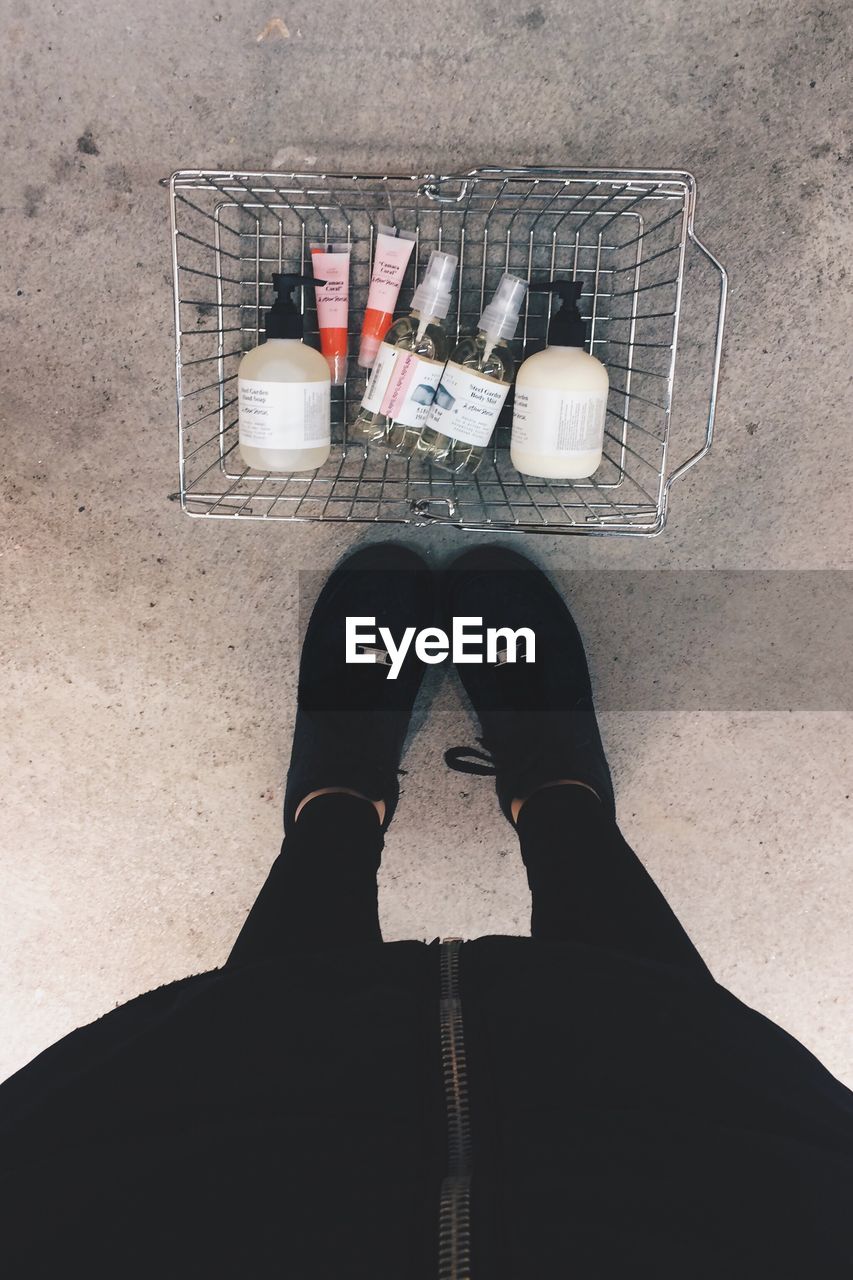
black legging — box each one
[227,786,711,978]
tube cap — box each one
[411,250,458,321]
[265,272,325,340]
[528,279,587,348]
[478,273,529,341]
[358,333,383,366]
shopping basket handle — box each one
[663,229,728,497]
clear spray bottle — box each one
[413,272,528,475]
[352,250,458,450]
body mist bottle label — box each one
[426,363,510,447]
[238,378,331,447]
[381,352,444,428]
[360,342,399,414]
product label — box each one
[310,249,350,326]
[238,378,331,448]
[425,362,511,447]
[512,387,608,454]
[366,234,416,311]
[360,342,399,413]
[380,352,444,428]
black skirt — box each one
[1,937,851,1278]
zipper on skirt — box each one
[438,939,472,1280]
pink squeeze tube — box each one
[358,225,417,367]
[310,242,351,385]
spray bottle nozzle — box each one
[266,272,326,339]
[528,278,588,348]
[410,250,459,321]
[477,272,529,341]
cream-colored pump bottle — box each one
[511,281,609,480]
[238,272,331,473]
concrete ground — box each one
[2,0,851,1088]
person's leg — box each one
[228,542,434,966]
[516,782,711,976]
[227,792,384,965]
[441,546,711,977]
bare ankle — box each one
[511,779,601,824]
[294,788,386,825]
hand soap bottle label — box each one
[512,388,607,453]
[239,379,331,447]
[381,352,444,428]
[360,342,399,413]
[425,363,510,447]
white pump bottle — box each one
[511,280,609,480]
[238,272,331,473]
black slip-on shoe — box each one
[441,544,614,823]
[283,543,436,833]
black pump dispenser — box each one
[265,272,326,340]
[529,280,588,348]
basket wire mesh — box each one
[168,166,727,535]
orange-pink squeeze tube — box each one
[310,242,351,385]
[358,225,417,368]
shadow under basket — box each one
[167,165,728,537]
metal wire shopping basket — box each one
[167,166,727,535]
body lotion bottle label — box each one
[512,387,607,453]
